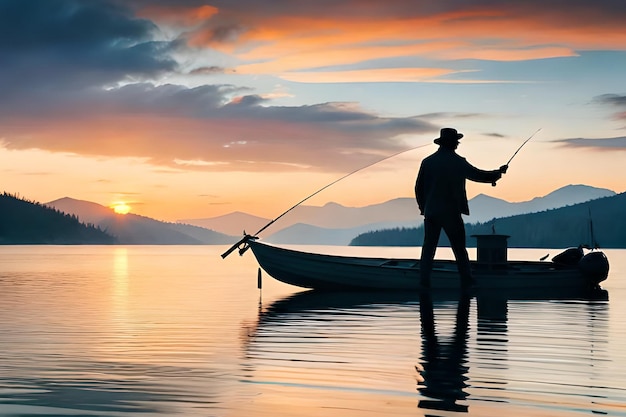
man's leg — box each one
[442,216,474,287]
[420,217,442,287]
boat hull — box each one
[248,241,608,291]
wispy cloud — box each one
[594,94,626,123]
[555,137,626,151]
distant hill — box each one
[464,184,616,224]
[351,192,626,248]
[264,220,422,246]
[0,192,115,244]
[182,198,421,237]
[46,197,238,245]
[281,199,420,229]
[188,184,615,245]
[180,211,271,237]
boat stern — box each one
[578,251,609,285]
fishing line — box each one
[221,142,432,258]
[492,128,542,186]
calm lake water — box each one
[1,245,625,417]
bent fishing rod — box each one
[221,142,432,259]
[492,128,542,186]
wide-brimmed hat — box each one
[434,128,463,145]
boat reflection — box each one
[244,287,608,414]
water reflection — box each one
[417,291,471,413]
[0,245,619,417]
[246,287,610,415]
[111,247,129,323]
[0,246,248,416]
[1,363,225,416]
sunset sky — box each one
[1,0,625,222]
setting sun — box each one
[111,202,131,215]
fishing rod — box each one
[221,142,432,259]
[492,128,542,186]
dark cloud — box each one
[593,94,626,123]
[36,83,432,144]
[419,112,484,120]
[120,0,210,7]
[102,83,234,116]
[189,66,234,75]
[0,0,179,91]
[133,0,626,36]
[555,137,626,151]
[127,0,626,20]
[593,94,626,107]
[0,0,150,50]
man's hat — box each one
[434,128,463,145]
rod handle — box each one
[221,235,252,259]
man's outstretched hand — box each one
[492,165,509,186]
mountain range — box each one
[35,184,616,246]
[182,184,616,245]
[352,191,626,249]
[45,198,237,245]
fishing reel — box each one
[221,233,257,258]
[237,233,258,256]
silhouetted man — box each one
[415,128,507,288]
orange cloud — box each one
[431,46,578,62]
[179,3,626,80]
[235,40,465,74]
[1,99,435,174]
[278,68,459,83]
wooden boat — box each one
[244,234,609,291]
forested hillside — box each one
[0,192,116,244]
[351,192,626,248]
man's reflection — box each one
[417,291,471,413]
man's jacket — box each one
[415,148,501,218]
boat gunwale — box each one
[249,240,567,272]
